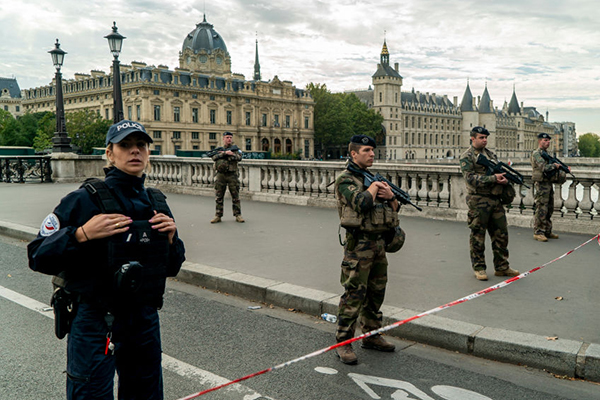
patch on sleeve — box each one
[40,213,60,237]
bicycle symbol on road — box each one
[315,367,492,399]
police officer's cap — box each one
[106,120,153,146]
[538,132,551,140]
[350,134,376,148]
[223,131,233,137]
[471,126,490,136]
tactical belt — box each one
[353,231,385,241]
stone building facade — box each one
[350,41,558,161]
[21,16,315,157]
[551,121,577,157]
[0,77,23,118]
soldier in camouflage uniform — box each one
[211,132,245,223]
[459,127,519,281]
[333,134,399,365]
[531,132,568,242]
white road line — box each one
[0,284,273,400]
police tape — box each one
[177,233,600,399]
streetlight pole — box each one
[105,21,126,123]
[48,39,72,153]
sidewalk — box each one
[1,182,599,381]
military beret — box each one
[223,131,233,136]
[471,126,490,136]
[350,134,376,148]
[538,132,551,139]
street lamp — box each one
[105,21,125,123]
[48,39,72,153]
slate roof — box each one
[508,89,520,114]
[182,15,228,54]
[479,85,492,113]
[372,63,402,79]
[460,82,474,111]
[0,77,21,98]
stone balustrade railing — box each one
[147,156,600,234]
[46,153,600,235]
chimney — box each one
[453,96,458,105]
[394,62,399,72]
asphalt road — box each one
[1,236,598,400]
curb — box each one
[3,221,598,383]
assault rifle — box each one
[540,151,575,179]
[346,163,422,211]
[206,145,241,158]
[476,154,530,188]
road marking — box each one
[0,284,274,400]
[0,285,54,318]
[314,366,338,375]
[347,372,493,400]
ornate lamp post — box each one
[105,22,126,123]
[48,39,72,153]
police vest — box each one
[82,178,171,309]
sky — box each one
[1,0,598,134]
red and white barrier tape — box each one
[178,233,600,399]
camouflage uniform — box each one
[212,144,243,217]
[334,161,399,342]
[531,148,565,236]
[459,146,510,272]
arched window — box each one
[285,139,292,154]
[261,138,270,152]
[274,138,281,153]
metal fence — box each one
[0,156,53,183]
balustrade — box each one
[38,154,597,233]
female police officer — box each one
[27,120,185,400]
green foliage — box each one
[577,133,600,157]
[306,82,384,157]
[0,110,55,150]
[0,109,14,132]
[32,112,56,152]
[66,109,112,154]
[271,149,302,160]
[0,117,26,146]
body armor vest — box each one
[337,171,399,233]
[82,178,170,308]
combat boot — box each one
[335,344,358,365]
[533,234,548,242]
[361,334,395,352]
[235,215,245,223]
[495,267,520,277]
[474,270,488,281]
[210,216,222,224]
[546,233,559,239]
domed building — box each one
[21,16,315,157]
[179,16,232,77]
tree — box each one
[577,133,600,157]
[306,83,384,158]
[0,109,22,146]
[32,112,56,153]
[343,93,384,142]
[66,109,112,154]
[19,112,54,146]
